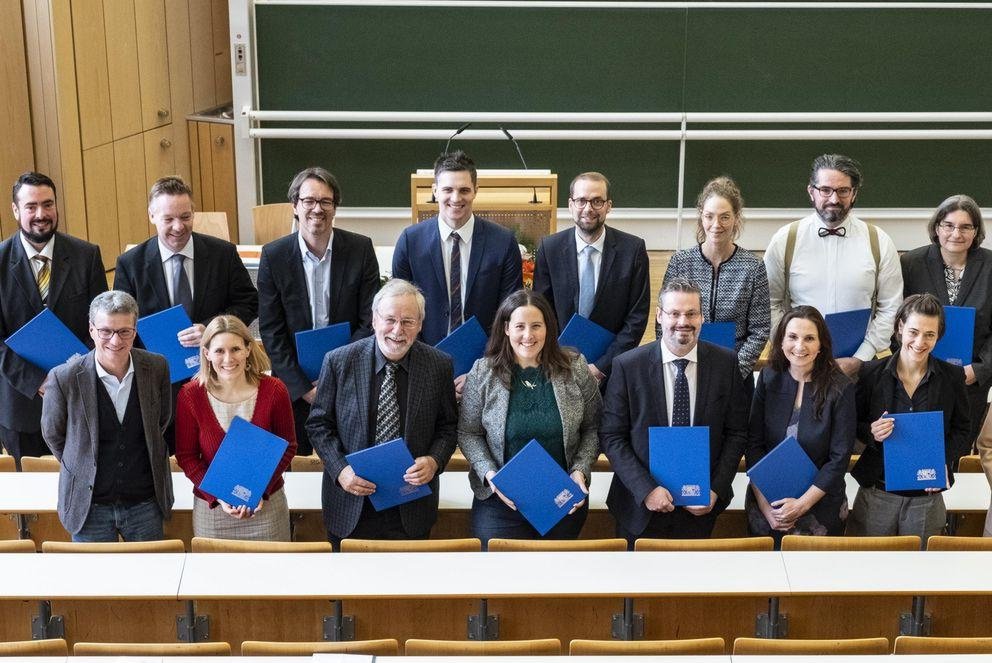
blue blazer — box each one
[391,216,522,346]
[600,341,748,535]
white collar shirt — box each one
[660,341,699,426]
[574,227,606,292]
[298,231,333,328]
[95,354,135,424]
[438,214,475,310]
[157,238,195,305]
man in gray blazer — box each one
[307,279,458,547]
[42,291,173,541]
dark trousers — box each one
[327,498,425,551]
[617,507,720,549]
[292,398,314,457]
[471,494,588,550]
[0,426,48,467]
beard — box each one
[815,202,850,226]
[21,220,58,245]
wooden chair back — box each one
[241,639,399,656]
[0,539,37,552]
[191,537,332,553]
[19,455,59,472]
[894,635,992,654]
[42,539,185,553]
[957,455,982,472]
[0,455,14,471]
[404,638,561,656]
[251,203,294,244]
[635,536,774,551]
[74,642,231,655]
[192,211,230,241]
[487,538,626,552]
[781,535,920,551]
[733,637,890,655]
[0,639,68,656]
[290,454,324,471]
[570,637,725,655]
[340,538,481,553]
[927,535,992,551]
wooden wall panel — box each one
[187,120,202,209]
[71,0,111,150]
[209,123,237,241]
[114,134,149,253]
[22,0,53,179]
[82,144,120,270]
[165,0,194,183]
[189,0,216,111]
[0,0,35,240]
[143,124,177,193]
[195,121,216,210]
[103,0,142,140]
[135,0,172,132]
[211,0,231,106]
[50,0,86,239]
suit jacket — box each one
[599,341,747,535]
[306,336,458,538]
[40,349,174,535]
[901,243,992,388]
[0,232,106,432]
[391,216,522,346]
[458,353,603,499]
[258,230,379,401]
[747,367,856,497]
[533,226,650,375]
[853,353,970,489]
[113,232,257,326]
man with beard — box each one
[600,278,746,544]
[533,172,649,386]
[764,154,902,377]
[0,172,107,464]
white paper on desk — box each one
[312,655,373,662]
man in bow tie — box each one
[763,154,903,377]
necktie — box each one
[448,231,463,332]
[374,362,400,444]
[578,245,596,317]
[818,226,847,237]
[672,358,690,426]
[172,254,193,317]
[34,255,50,303]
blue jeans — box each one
[471,494,588,550]
[73,499,164,542]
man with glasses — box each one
[42,291,173,541]
[306,279,457,548]
[0,172,106,466]
[534,172,649,385]
[764,154,902,377]
[258,167,380,456]
[114,176,257,450]
[600,278,747,544]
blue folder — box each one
[5,308,87,372]
[883,411,947,491]
[295,321,351,381]
[346,438,432,511]
[435,316,487,377]
[932,306,975,366]
[699,322,736,350]
[198,416,289,510]
[746,436,818,505]
[558,313,615,365]
[648,426,711,507]
[490,439,584,536]
[824,308,871,359]
[135,305,200,383]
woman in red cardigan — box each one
[176,315,296,541]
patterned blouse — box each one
[664,244,771,378]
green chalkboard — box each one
[255,5,992,208]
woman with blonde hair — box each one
[176,315,297,540]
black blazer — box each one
[306,337,458,539]
[600,340,747,535]
[534,226,650,375]
[257,230,379,402]
[0,233,106,432]
[747,367,856,497]
[901,243,992,388]
[853,353,970,489]
[113,233,257,326]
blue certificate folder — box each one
[346,438,432,511]
[295,321,350,381]
[824,308,871,359]
[5,308,87,372]
[490,439,583,536]
[135,305,199,383]
[699,322,736,350]
[648,426,711,506]
[932,306,975,366]
[435,316,487,377]
[558,314,615,365]
[198,416,289,510]
[746,436,818,505]
[883,411,947,491]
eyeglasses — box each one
[379,317,419,330]
[570,197,609,210]
[810,184,855,199]
[93,327,136,341]
[298,197,336,210]
[938,221,977,235]
[661,309,701,321]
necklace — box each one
[521,379,537,390]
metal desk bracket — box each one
[31,600,64,639]
[323,599,355,641]
[611,598,643,640]
[176,600,210,642]
[899,596,931,636]
[468,598,499,640]
[755,597,788,638]
[15,513,34,540]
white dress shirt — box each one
[298,231,333,328]
[95,355,135,424]
[763,212,903,361]
[157,238,195,305]
[19,233,55,279]
[660,341,699,426]
[574,227,606,292]
[438,214,474,310]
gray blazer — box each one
[458,354,602,500]
[41,349,174,535]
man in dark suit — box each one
[42,291,173,541]
[258,167,380,456]
[600,277,747,544]
[114,176,257,450]
[306,279,458,547]
[0,172,107,465]
[534,172,650,384]
[391,151,522,394]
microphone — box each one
[500,127,539,204]
[432,123,473,203]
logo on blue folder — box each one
[553,488,575,508]
[916,468,937,482]
[185,356,200,369]
[681,484,702,498]
[232,484,252,501]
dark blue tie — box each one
[672,358,690,426]
[448,232,463,333]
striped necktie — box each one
[34,255,50,303]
